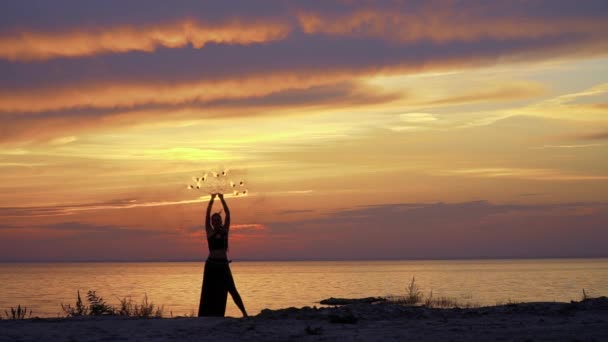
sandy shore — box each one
[1,297,607,341]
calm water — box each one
[1,259,606,318]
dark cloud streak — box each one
[1,201,607,261]
[1,1,607,32]
[0,81,399,143]
[265,201,608,259]
[2,31,606,92]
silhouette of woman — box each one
[198,193,248,317]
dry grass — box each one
[581,288,597,301]
[4,305,32,320]
[495,298,522,306]
[117,294,164,318]
[385,277,477,308]
[61,290,89,317]
[62,290,164,318]
[424,290,477,308]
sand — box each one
[1,297,607,341]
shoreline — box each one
[2,297,607,341]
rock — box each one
[320,297,386,305]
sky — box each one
[1,0,607,261]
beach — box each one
[2,297,607,341]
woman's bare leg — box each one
[228,286,248,317]
[225,265,247,317]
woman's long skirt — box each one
[198,259,234,317]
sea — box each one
[1,259,606,318]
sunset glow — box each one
[1,0,607,261]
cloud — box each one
[0,72,355,113]
[4,25,607,93]
[533,143,604,149]
[511,83,608,122]
[0,221,201,261]
[183,223,266,234]
[2,200,607,260]
[440,167,608,181]
[48,136,78,145]
[265,201,608,259]
[0,80,399,144]
[33,221,168,235]
[0,19,289,61]
[0,189,309,219]
[0,198,206,218]
[278,209,315,215]
[427,82,546,105]
[231,223,267,231]
[576,132,608,141]
[518,193,545,197]
[1,1,606,145]
[297,7,608,44]
[2,1,606,63]
[2,2,607,89]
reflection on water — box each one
[0,259,606,318]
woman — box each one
[198,193,248,317]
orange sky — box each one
[1,1,607,261]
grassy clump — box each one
[62,290,164,318]
[385,277,475,308]
[4,305,32,320]
[406,277,423,304]
[87,291,115,316]
[424,290,476,308]
[117,294,164,318]
[495,298,521,306]
[61,290,88,316]
[385,277,424,305]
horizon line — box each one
[1,255,607,263]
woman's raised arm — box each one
[218,193,230,230]
[205,194,216,237]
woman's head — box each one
[211,213,223,228]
